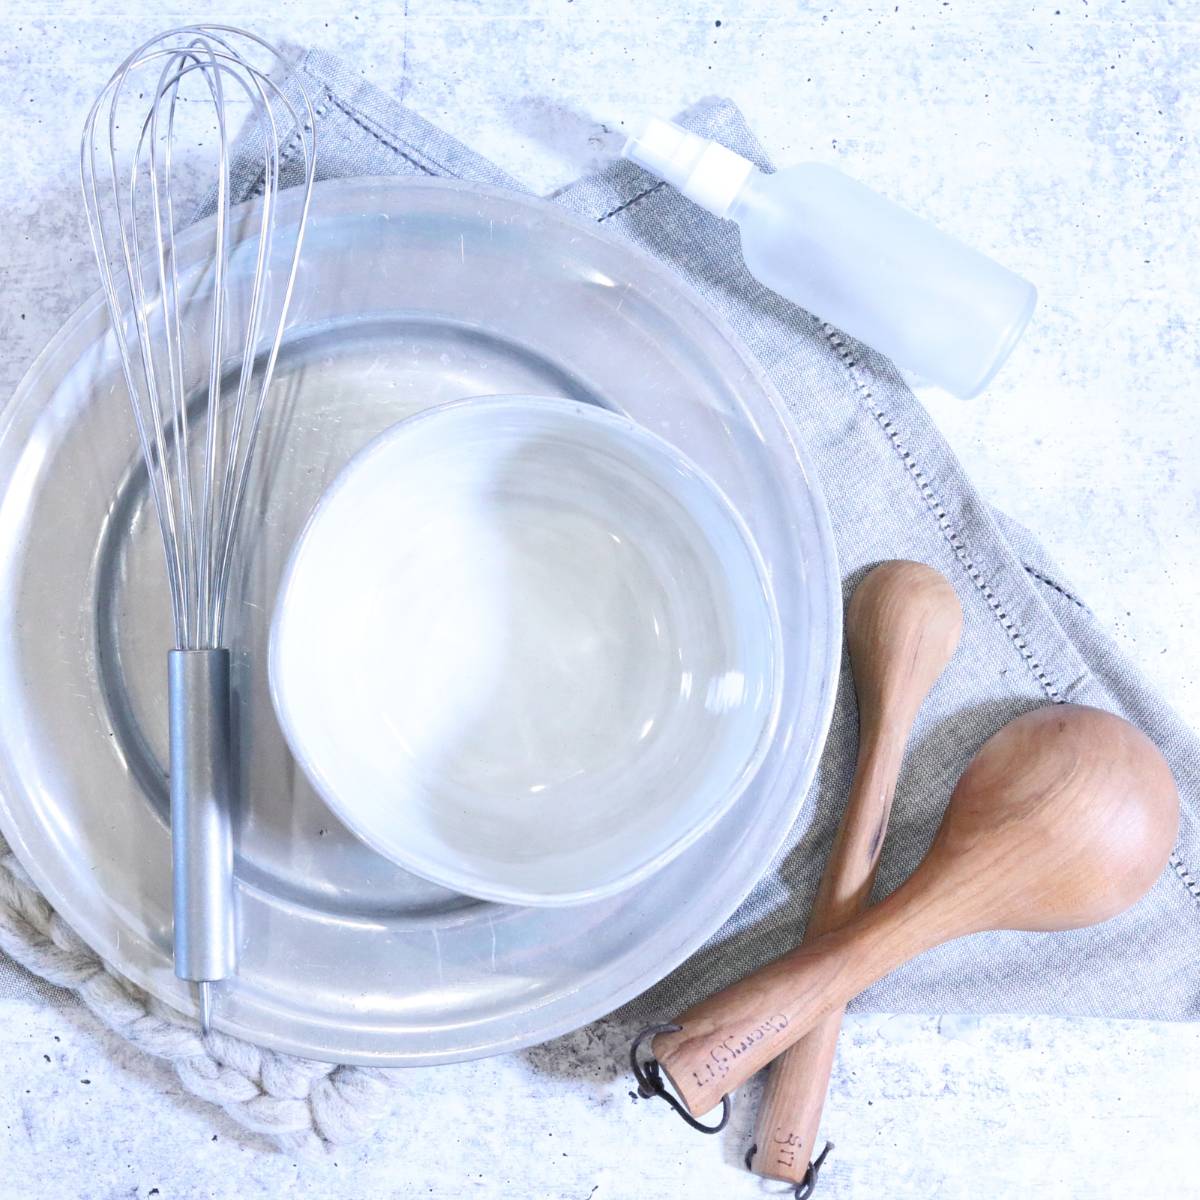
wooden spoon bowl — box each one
[652,704,1179,1117]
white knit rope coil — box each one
[0,834,406,1150]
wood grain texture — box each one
[655,705,1180,1117]
[750,561,962,1183]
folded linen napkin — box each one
[1,47,1195,1149]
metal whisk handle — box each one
[168,649,236,986]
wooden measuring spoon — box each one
[749,561,962,1184]
[650,704,1178,1118]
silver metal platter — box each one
[0,178,840,1064]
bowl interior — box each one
[269,397,781,904]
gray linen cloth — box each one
[3,48,1197,1025]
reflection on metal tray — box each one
[0,177,840,1064]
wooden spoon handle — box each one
[748,748,898,1181]
[750,1009,843,1181]
[652,882,939,1117]
[751,561,961,1182]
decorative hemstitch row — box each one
[822,326,1200,916]
[1170,853,1200,906]
[597,182,667,224]
[821,326,1062,704]
[1024,565,1091,613]
[246,91,332,202]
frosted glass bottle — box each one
[623,118,1036,399]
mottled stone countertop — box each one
[0,2,1197,1197]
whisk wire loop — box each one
[79,25,316,651]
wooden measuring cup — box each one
[749,561,962,1185]
[649,704,1179,1119]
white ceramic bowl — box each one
[269,397,782,906]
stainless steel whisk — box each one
[80,26,316,1032]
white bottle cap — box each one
[622,116,755,219]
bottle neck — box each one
[722,170,760,223]
[679,144,757,219]
[622,118,758,220]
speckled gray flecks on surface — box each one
[0,2,1197,1198]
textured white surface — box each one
[0,1,1197,1197]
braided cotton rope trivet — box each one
[0,835,407,1151]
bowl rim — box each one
[268,393,785,906]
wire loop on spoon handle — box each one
[745,1140,834,1199]
[630,1024,731,1134]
